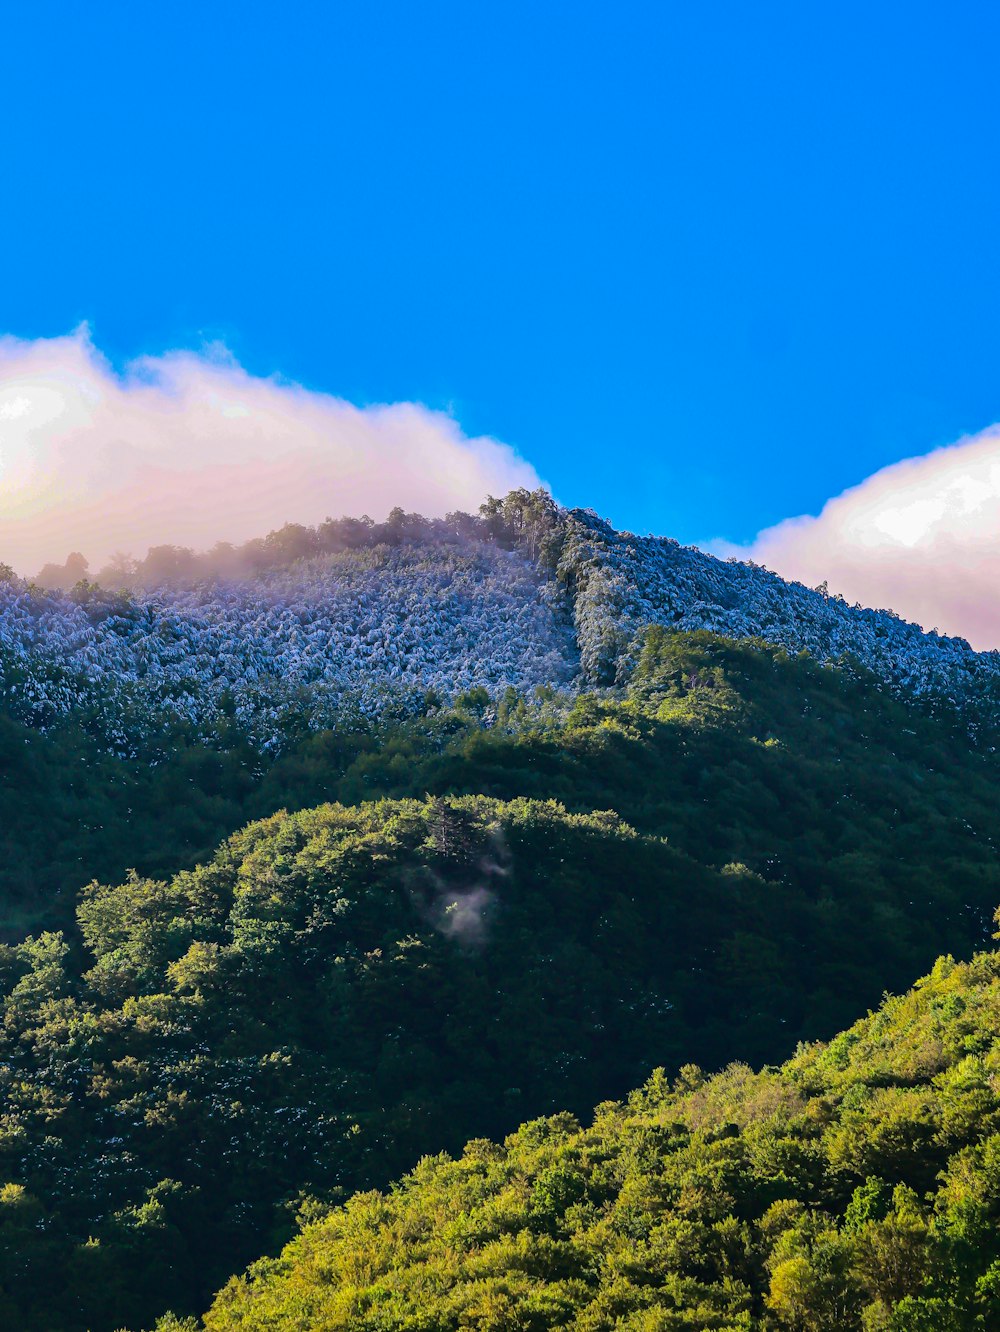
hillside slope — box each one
[558,509,1000,722]
[193,938,1000,1331]
[5,491,1000,933]
[0,538,576,749]
[2,634,1000,1329]
[4,491,1000,759]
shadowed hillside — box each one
[1,633,1000,1328]
[191,935,1000,1332]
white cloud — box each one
[712,425,1000,650]
[0,328,541,573]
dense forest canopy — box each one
[2,492,1000,1329]
[191,936,1000,1332]
[5,490,1000,763]
[1,633,1000,1328]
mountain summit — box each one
[3,491,998,754]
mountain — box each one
[3,491,1000,1329]
[1,631,1000,1329]
[190,933,1000,1332]
[4,489,999,933]
[4,491,1000,756]
[4,531,575,751]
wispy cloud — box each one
[0,327,541,573]
[710,425,1000,650]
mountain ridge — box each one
[3,491,999,756]
[4,493,1000,1329]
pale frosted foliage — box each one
[4,508,1000,756]
[562,511,1000,718]
[0,542,576,750]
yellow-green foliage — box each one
[197,947,1000,1331]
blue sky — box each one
[3,1,1000,549]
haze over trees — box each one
[5,491,999,757]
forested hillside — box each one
[2,537,575,749]
[190,934,1000,1332]
[2,633,1000,1329]
[4,493,1000,1329]
[5,489,1000,937]
[557,508,1000,717]
[6,491,1000,761]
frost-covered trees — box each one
[4,496,1000,754]
[559,509,1000,721]
[0,541,577,749]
